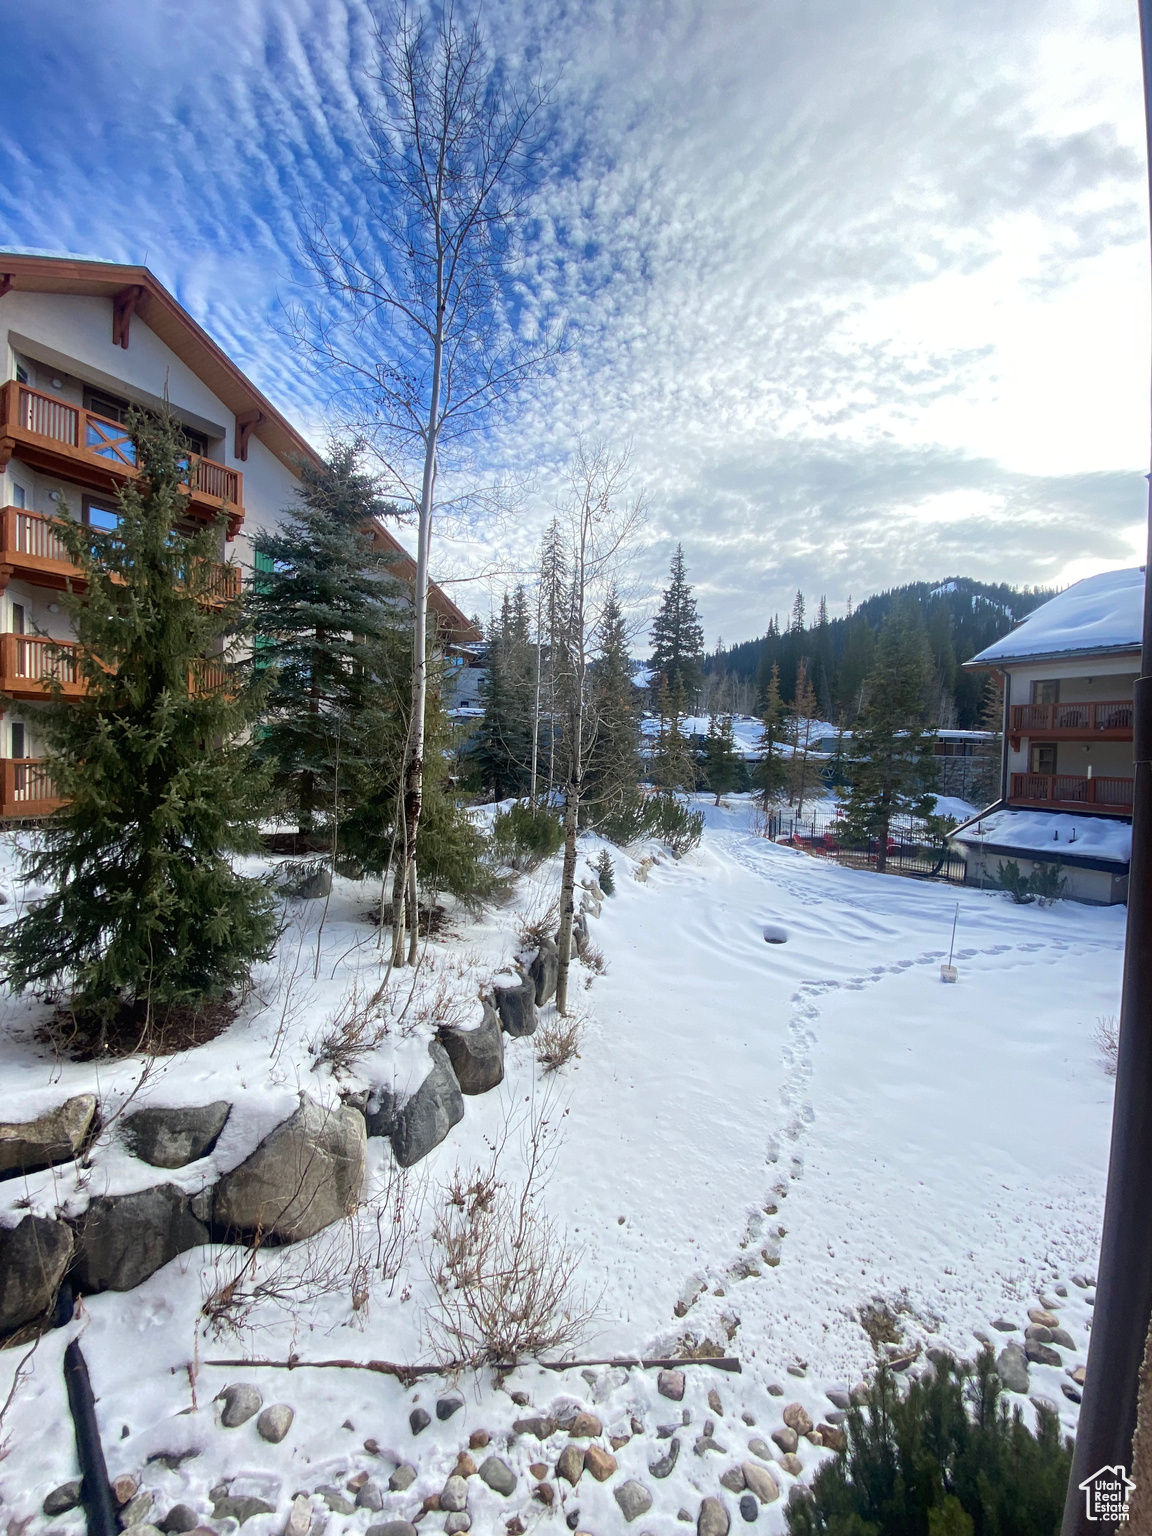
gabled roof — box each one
[369,521,482,645]
[966,567,1144,667]
[0,252,321,475]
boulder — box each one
[390,1466,418,1491]
[739,1494,758,1523]
[493,973,538,1038]
[514,1415,557,1439]
[122,1102,231,1168]
[1025,1339,1062,1368]
[158,1506,198,1532]
[0,1094,96,1178]
[0,1214,73,1333]
[214,1099,366,1241]
[437,1394,465,1420]
[74,1184,209,1293]
[649,1438,681,1478]
[779,1454,803,1477]
[1051,1328,1076,1350]
[996,1344,1030,1394]
[528,938,559,1006]
[614,1482,653,1523]
[440,1477,468,1513]
[719,1469,745,1494]
[291,866,332,900]
[365,1089,396,1140]
[570,913,590,958]
[210,1489,275,1525]
[390,1044,465,1168]
[478,1457,517,1496]
[366,1527,419,1536]
[445,1516,471,1535]
[410,1408,432,1435]
[816,1423,846,1452]
[438,1004,504,1096]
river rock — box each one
[257,1404,294,1443]
[569,1411,602,1438]
[649,1438,680,1479]
[0,1214,73,1333]
[439,1004,504,1096]
[996,1344,1030,1394]
[445,1516,471,1535]
[739,1494,758,1523]
[437,1394,464,1421]
[390,1465,418,1491]
[440,1477,467,1513]
[410,1407,432,1434]
[528,937,559,1005]
[318,1486,355,1514]
[698,1496,730,1536]
[215,1098,365,1240]
[367,1526,419,1536]
[514,1415,557,1439]
[1028,1308,1059,1327]
[121,1491,154,1525]
[284,1495,313,1536]
[0,1094,96,1177]
[826,1390,851,1410]
[74,1184,209,1292]
[584,1445,617,1481]
[779,1453,803,1477]
[1051,1328,1076,1350]
[1025,1324,1052,1343]
[122,1103,231,1168]
[742,1464,779,1504]
[219,1383,263,1427]
[557,1444,586,1485]
[43,1482,83,1516]
[992,1318,1018,1332]
[615,1482,653,1523]
[1025,1339,1062,1368]
[390,1043,465,1167]
[747,1439,773,1462]
[782,1404,812,1436]
[719,1469,745,1494]
[771,1427,798,1454]
[816,1423,846,1452]
[659,1369,686,1401]
[479,1457,517,1496]
[493,973,538,1038]
[210,1489,275,1524]
[158,1505,198,1532]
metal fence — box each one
[765,810,967,884]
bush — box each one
[594,849,616,895]
[595,792,704,856]
[785,1351,1073,1536]
[997,860,1035,904]
[997,859,1065,907]
[491,800,564,871]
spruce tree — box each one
[650,544,704,708]
[0,409,277,1047]
[584,587,642,826]
[471,592,534,800]
[248,443,402,836]
[786,659,820,816]
[839,606,937,871]
[701,713,745,804]
[755,660,788,805]
[649,678,697,791]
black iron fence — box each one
[764,810,967,884]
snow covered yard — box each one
[0,800,1121,1534]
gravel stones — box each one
[437,1394,464,1421]
[43,1483,83,1516]
[614,1481,653,1522]
[0,1093,96,1177]
[390,1466,418,1492]
[514,1415,557,1439]
[479,1457,517,1496]
[440,1476,468,1513]
[996,1344,1030,1394]
[122,1102,231,1168]
[219,1383,262,1427]
[741,1464,780,1504]
[568,1411,602,1437]
[649,1438,680,1479]
[782,1404,813,1436]
[771,1428,798,1455]
[256,1404,294,1443]
[698,1496,730,1536]
[0,1214,74,1334]
[557,1445,586,1485]
[410,1408,432,1435]
[659,1368,686,1401]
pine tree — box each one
[248,443,401,836]
[701,713,745,804]
[790,590,806,634]
[0,409,277,1047]
[786,659,820,816]
[649,678,697,791]
[838,606,937,871]
[535,517,568,799]
[650,544,704,709]
[583,587,642,826]
[471,592,534,799]
[755,661,788,805]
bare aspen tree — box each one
[552,444,645,1016]
[292,3,554,965]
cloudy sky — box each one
[0,0,1148,644]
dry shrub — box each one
[427,1088,595,1367]
[535,1012,583,1074]
[579,943,606,974]
[310,982,388,1073]
[516,892,560,951]
[1094,1015,1119,1076]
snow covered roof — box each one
[968,568,1144,666]
[951,807,1132,867]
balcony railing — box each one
[0,381,243,530]
[1009,701,1133,737]
[1009,771,1134,812]
[0,634,233,701]
[0,759,61,818]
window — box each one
[11,484,25,509]
[10,723,25,761]
[85,387,132,425]
[14,362,28,385]
[1030,744,1057,775]
[11,603,25,637]
[82,496,120,532]
[1032,680,1059,705]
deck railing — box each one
[1009,701,1133,734]
[0,633,83,697]
[0,758,61,817]
[1009,772,1134,810]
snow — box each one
[970,567,1144,664]
[0,807,1120,1531]
[951,807,1132,865]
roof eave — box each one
[963,642,1142,671]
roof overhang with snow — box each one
[965,567,1144,669]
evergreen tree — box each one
[650,544,704,708]
[838,606,937,871]
[535,517,568,798]
[471,592,534,799]
[0,409,277,1047]
[248,443,401,835]
[649,678,697,791]
[790,590,806,634]
[583,587,642,826]
[786,659,820,816]
[755,661,788,805]
[701,713,745,804]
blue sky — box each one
[1,0,1148,643]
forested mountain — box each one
[704,577,1055,730]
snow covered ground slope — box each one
[1,798,1121,1532]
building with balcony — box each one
[0,253,480,818]
[948,566,1141,904]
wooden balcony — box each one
[0,381,243,535]
[0,759,61,818]
[1009,771,1134,815]
[0,634,85,701]
[1009,700,1133,742]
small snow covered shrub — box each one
[492,800,564,871]
[997,860,1035,904]
[594,848,616,895]
[784,1351,1073,1536]
[1094,1014,1119,1076]
[536,1011,583,1073]
[1029,861,1066,905]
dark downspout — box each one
[63,1340,118,1536]
[1060,4,1152,1525]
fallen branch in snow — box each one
[201,1353,742,1379]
